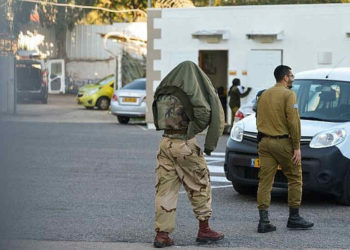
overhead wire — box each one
[18,0,147,17]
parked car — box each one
[234,97,256,123]
[77,75,114,110]
[111,78,146,124]
[224,67,350,205]
[16,59,48,104]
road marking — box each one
[205,157,225,161]
[137,125,148,131]
[210,176,230,183]
[209,152,225,156]
[206,152,231,186]
[207,165,224,174]
[211,185,232,189]
[179,151,230,194]
[180,184,231,194]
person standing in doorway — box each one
[228,78,252,126]
[152,61,225,248]
[256,65,313,233]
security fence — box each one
[0,34,16,114]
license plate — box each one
[123,97,137,103]
[251,158,281,170]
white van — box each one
[224,68,350,205]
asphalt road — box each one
[0,95,349,249]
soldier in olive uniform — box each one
[152,61,225,248]
[256,65,314,233]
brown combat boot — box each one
[196,219,224,243]
[153,231,174,248]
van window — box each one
[293,79,350,122]
[16,62,42,91]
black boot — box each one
[258,210,276,233]
[287,208,314,229]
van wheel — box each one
[338,169,350,205]
[232,182,257,195]
[117,116,130,124]
[97,97,110,110]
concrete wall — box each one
[66,59,116,87]
[146,4,350,125]
[146,10,162,126]
[66,23,146,85]
[66,23,147,60]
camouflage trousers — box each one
[155,136,212,233]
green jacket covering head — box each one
[152,61,224,155]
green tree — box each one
[85,0,148,24]
[12,0,95,58]
[0,1,9,33]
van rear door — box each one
[16,61,42,91]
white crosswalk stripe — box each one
[181,152,231,194]
[205,153,231,186]
[207,165,225,174]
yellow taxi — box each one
[77,75,115,110]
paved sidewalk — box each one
[1,94,117,124]
[0,240,337,250]
[0,239,288,250]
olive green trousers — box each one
[155,137,212,233]
[257,137,302,210]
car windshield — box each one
[292,79,350,122]
[122,79,146,90]
[98,75,114,86]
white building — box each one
[146,3,350,126]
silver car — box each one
[111,78,146,124]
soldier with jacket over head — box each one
[152,61,225,248]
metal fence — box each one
[0,35,16,114]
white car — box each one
[110,78,146,124]
[234,97,256,123]
[225,68,350,205]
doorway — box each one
[246,49,283,94]
[198,50,228,122]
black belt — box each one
[164,128,187,135]
[261,133,289,139]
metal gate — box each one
[0,35,16,114]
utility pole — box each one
[209,0,213,6]
[148,0,152,8]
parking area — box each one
[1,93,350,249]
[1,94,145,124]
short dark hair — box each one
[232,78,240,86]
[274,65,291,82]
